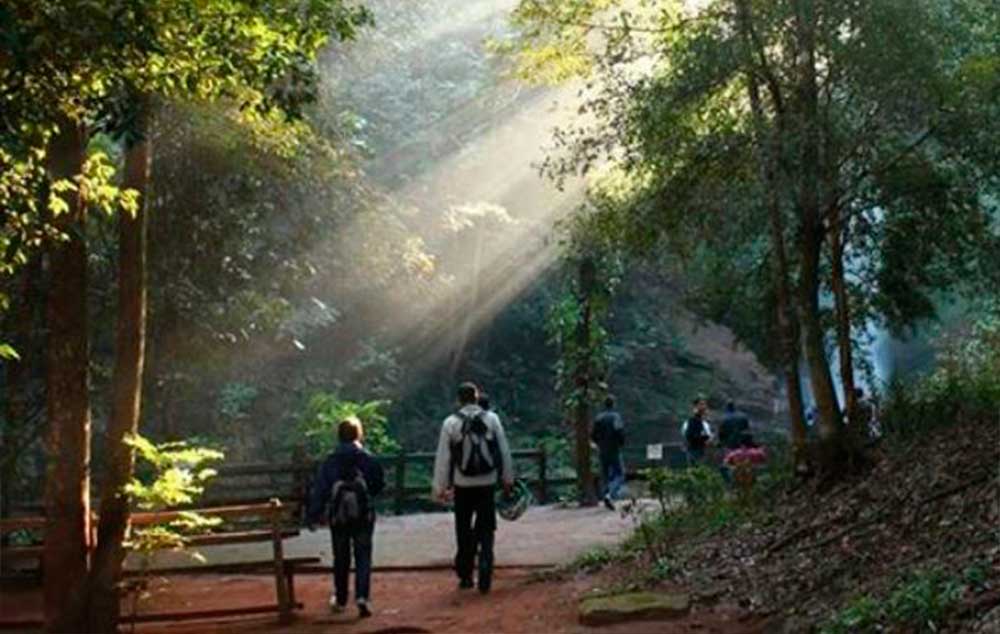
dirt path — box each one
[1,503,766,633]
[126,568,765,634]
[131,503,652,570]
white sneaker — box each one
[357,598,372,618]
[329,595,346,613]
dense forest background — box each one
[4,0,800,497]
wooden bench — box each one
[0,499,307,625]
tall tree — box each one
[87,95,151,634]
[2,2,372,631]
[506,0,1000,474]
[42,118,92,633]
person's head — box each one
[604,395,615,410]
[725,401,736,413]
[477,392,491,411]
[854,387,865,400]
[337,416,364,445]
[692,396,708,417]
[457,381,479,406]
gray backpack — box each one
[329,465,370,528]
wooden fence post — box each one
[291,444,306,523]
[394,453,406,516]
[269,498,292,624]
[537,446,548,504]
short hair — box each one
[457,382,478,405]
[854,387,865,398]
[604,395,615,409]
[725,401,735,412]
[337,416,363,443]
[692,395,707,406]
[477,393,491,410]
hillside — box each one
[574,415,999,633]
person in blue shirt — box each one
[306,417,385,618]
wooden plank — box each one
[295,562,556,574]
[0,545,42,561]
[0,517,45,533]
[0,604,308,631]
[124,556,320,577]
[184,528,298,547]
[130,502,279,526]
[122,603,305,624]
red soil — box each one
[1,569,767,634]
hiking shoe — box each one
[478,575,492,594]
[329,595,346,614]
[603,495,615,511]
[357,599,372,618]
[458,577,474,590]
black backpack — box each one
[685,417,708,451]
[452,411,501,478]
[329,459,370,529]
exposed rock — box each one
[578,591,690,626]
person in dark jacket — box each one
[718,402,751,450]
[591,395,626,511]
[306,417,385,618]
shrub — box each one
[297,393,400,456]
[883,308,1000,437]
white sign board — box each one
[646,443,664,461]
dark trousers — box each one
[329,519,375,605]
[453,485,496,583]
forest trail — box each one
[132,567,764,634]
[132,503,649,570]
[123,500,761,634]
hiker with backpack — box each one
[432,382,514,594]
[591,395,626,511]
[681,396,714,465]
[306,416,385,618]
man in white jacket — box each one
[432,382,514,594]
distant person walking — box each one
[591,395,626,511]
[850,387,882,443]
[718,402,751,451]
[432,382,514,594]
[306,417,385,618]
[681,396,713,465]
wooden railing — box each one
[5,443,690,519]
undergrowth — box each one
[822,566,982,634]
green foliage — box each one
[883,305,1000,437]
[821,595,882,634]
[217,382,259,422]
[644,465,725,513]
[573,545,617,572]
[297,393,400,457]
[822,569,966,634]
[123,434,224,555]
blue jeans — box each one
[600,455,626,500]
[330,519,375,605]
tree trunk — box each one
[798,235,841,440]
[87,100,152,633]
[829,207,856,419]
[43,118,92,634]
[735,0,809,468]
[574,257,597,506]
[792,0,842,447]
